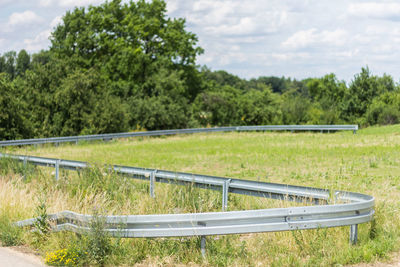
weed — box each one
[32,192,50,245]
[85,208,114,266]
[0,214,23,246]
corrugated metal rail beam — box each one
[0,125,358,147]
[2,153,374,245]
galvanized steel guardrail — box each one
[0,124,358,147]
[0,124,372,255]
[0,152,373,248]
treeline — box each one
[1,0,400,140]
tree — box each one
[365,92,400,125]
[0,74,31,139]
[344,67,395,120]
[250,76,288,94]
[53,69,129,136]
[16,49,30,76]
[50,0,203,99]
[1,51,16,79]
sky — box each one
[1,0,400,82]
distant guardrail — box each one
[1,152,373,253]
[0,125,358,147]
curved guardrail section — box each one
[0,152,374,245]
[0,124,358,147]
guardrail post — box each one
[353,130,357,134]
[200,236,206,258]
[222,179,231,211]
[55,160,60,181]
[350,224,358,245]
[23,157,27,180]
[150,171,156,198]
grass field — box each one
[1,125,400,266]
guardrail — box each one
[0,125,358,147]
[1,152,374,254]
[0,124,371,256]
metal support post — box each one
[353,130,356,134]
[222,179,231,211]
[23,157,27,180]
[150,171,156,198]
[350,224,358,245]
[200,236,206,258]
[55,160,60,181]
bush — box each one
[129,95,189,130]
[365,92,400,126]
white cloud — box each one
[282,28,317,49]
[23,29,51,52]
[348,2,400,20]
[39,0,52,7]
[181,0,288,37]
[271,52,310,61]
[3,0,400,81]
[319,29,348,46]
[59,0,103,7]
[283,28,348,49]
[166,0,179,14]
[39,0,103,7]
[50,16,62,28]
[8,10,42,26]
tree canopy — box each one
[0,0,399,140]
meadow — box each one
[1,125,400,266]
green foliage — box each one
[50,0,203,99]
[0,215,23,246]
[85,209,113,266]
[0,74,31,140]
[129,95,189,130]
[16,50,30,76]
[1,0,399,140]
[192,84,282,126]
[344,67,397,121]
[33,194,50,244]
[365,91,400,126]
[281,94,311,124]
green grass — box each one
[1,125,400,266]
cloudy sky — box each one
[1,0,400,82]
